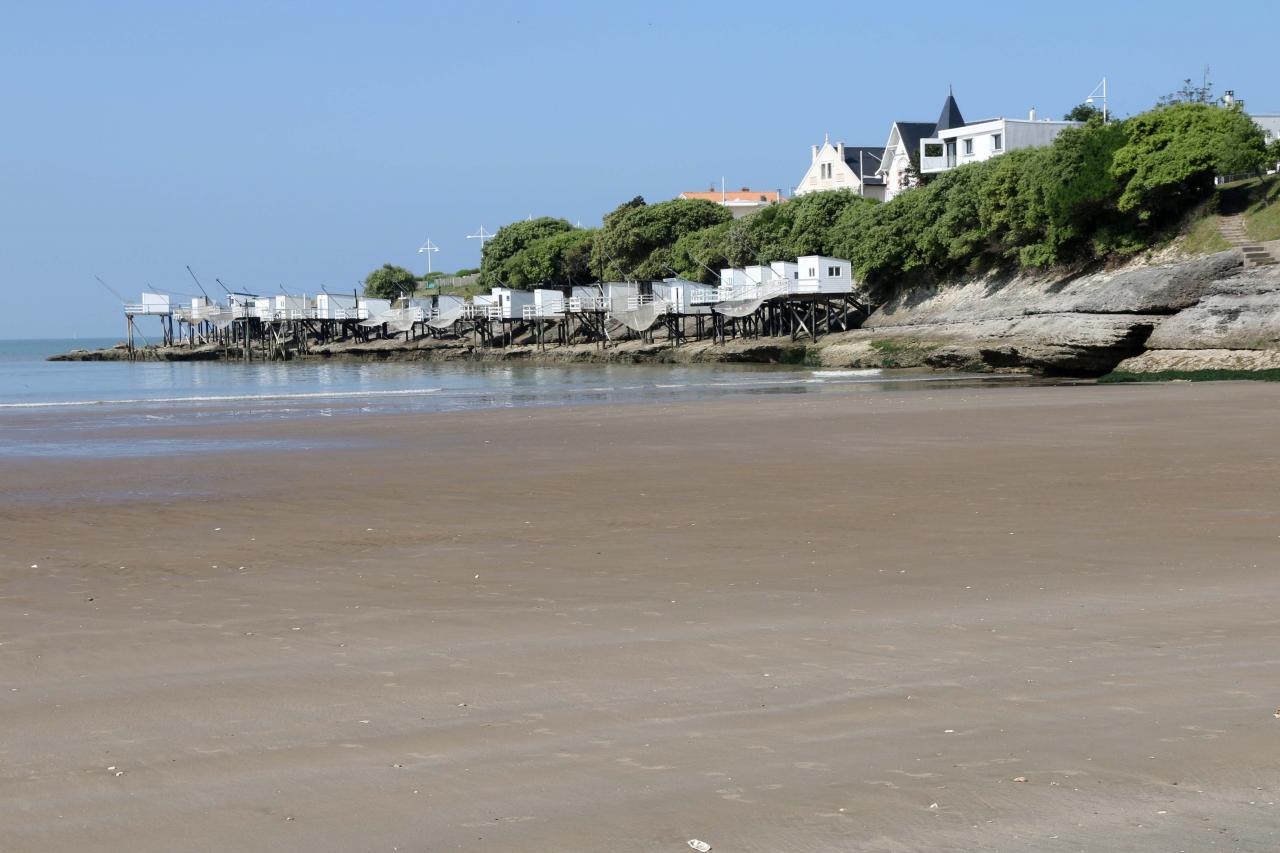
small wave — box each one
[810,369,883,377]
[0,387,446,409]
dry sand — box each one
[3,382,1280,851]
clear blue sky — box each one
[2,0,1276,338]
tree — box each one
[1063,102,1102,122]
[1158,73,1215,107]
[592,197,732,280]
[904,147,931,188]
[499,228,597,287]
[479,217,574,286]
[363,263,417,300]
[670,220,733,282]
[1112,102,1266,218]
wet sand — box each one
[3,382,1280,851]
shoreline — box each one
[45,331,1026,374]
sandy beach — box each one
[3,381,1280,852]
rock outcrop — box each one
[826,250,1280,375]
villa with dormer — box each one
[875,91,967,201]
[795,137,886,200]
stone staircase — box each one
[1218,214,1277,266]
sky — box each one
[2,0,1277,338]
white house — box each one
[770,260,798,284]
[794,256,852,294]
[875,91,968,200]
[273,294,311,319]
[531,288,567,317]
[602,282,640,312]
[679,188,781,218]
[486,287,534,320]
[227,293,256,319]
[361,297,392,320]
[652,279,713,314]
[721,270,757,300]
[877,121,942,201]
[1251,114,1280,170]
[316,293,361,320]
[920,107,1079,176]
[795,138,886,200]
[1253,113,1280,143]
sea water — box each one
[0,338,1007,457]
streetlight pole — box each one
[467,226,493,249]
[1087,77,1108,123]
[417,237,439,279]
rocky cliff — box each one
[816,250,1280,376]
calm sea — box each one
[0,338,1008,457]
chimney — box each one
[1224,90,1235,106]
[1028,107,1037,121]
[811,144,819,162]
[837,141,845,159]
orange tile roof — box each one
[680,190,780,204]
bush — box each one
[363,263,418,300]
[479,218,575,287]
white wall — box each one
[795,256,852,294]
[796,142,865,196]
[923,118,1079,174]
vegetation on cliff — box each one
[478,103,1270,297]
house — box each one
[1252,113,1280,143]
[652,279,713,314]
[1250,114,1280,170]
[919,106,1079,176]
[602,282,640,312]
[679,188,781,218]
[877,121,939,201]
[795,138,885,199]
[273,294,310,319]
[531,288,567,318]
[875,91,969,200]
[361,297,392,320]
[485,287,534,320]
[794,256,852,294]
[315,293,359,320]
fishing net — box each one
[713,298,764,319]
[611,302,666,332]
[427,304,466,330]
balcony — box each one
[919,138,953,174]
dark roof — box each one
[841,146,884,181]
[893,121,937,153]
[935,92,966,131]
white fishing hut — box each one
[274,294,312,319]
[794,256,853,294]
[531,288,567,318]
[486,287,534,320]
[652,279,712,314]
[315,293,360,320]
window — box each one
[963,138,974,155]
[992,133,1003,151]
[808,267,816,277]
[827,266,841,277]
[924,143,943,157]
